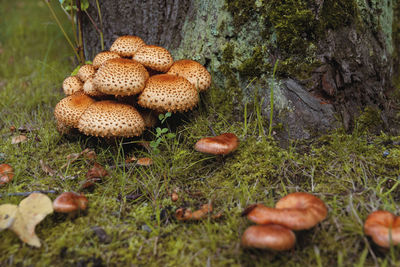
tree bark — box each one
[82,0,400,139]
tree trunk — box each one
[82,0,400,139]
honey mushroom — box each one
[364,210,400,248]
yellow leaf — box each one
[0,204,18,231]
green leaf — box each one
[166,133,176,139]
[165,112,171,118]
[158,114,164,121]
[161,128,168,134]
[156,127,162,135]
[70,65,81,76]
[81,0,89,11]
[149,141,158,148]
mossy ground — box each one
[1,1,400,266]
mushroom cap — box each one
[92,51,121,69]
[76,64,96,82]
[241,224,296,251]
[167,59,211,92]
[0,163,14,185]
[364,210,400,248]
[53,192,88,213]
[54,92,96,128]
[83,77,105,97]
[194,133,239,155]
[93,58,149,96]
[62,76,83,95]
[77,100,145,137]
[110,35,146,57]
[244,192,327,230]
[133,45,173,72]
[137,74,198,113]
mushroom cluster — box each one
[241,192,327,251]
[54,35,212,138]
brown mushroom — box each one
[364,210,400,248]
[76,64,96,82]
[133,45,174,72]
[77,100,145,138]
[0,164,14,185]
[92,51,121,69]
[244,192,327,230]
[54,92,96,128]
[241,224,296,251]
[109,35,146,57]
[62,76,83,95]
[194,133,239,155]
[93,58,149,96]
[167,59,212,92]
[53,192,88,213]
[138,74,199,113]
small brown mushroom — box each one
[167,59,212,92]
[241,224,296,251]
[364,210,400,248]
[53,192,88,213]
[76,64,96,82]
[244,192,327,231]
[137,74,199,113]
[194,133,239,155]
[0,164,14,185]
[62,76,83,95]
[109,35,146,57]
[133,45,174,72]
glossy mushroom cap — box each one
[0,164,14,185]
[244,192,327,231]
[53,192,88,213]
[54,92,95,128]
[92,51,121,69]
[194,133,239,155]
[138,74,199,113]
[62,76,83,95]
[133,45,174,72]
[93,58,149,96]
[110,35,146,57]
[364,210,400,248]
[77,100,145,137]
[76,64,96,82]
[167,59,211,92]
[241,224,296,251]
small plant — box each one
[149,112,176,154]
[268,59,279,138]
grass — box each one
[1,1,400,266]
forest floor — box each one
[1,1,400,266]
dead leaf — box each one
[39,160,56,176]
[171,192,179,202]
[125,155,137,163]
[137,157,153,166]
[0,204,18,230]
[9,126,16,132]
[0,163,14,185]
[63,148,96,169]
[11,135,27,144]
[9,193,53,247]
[81,163,108,189]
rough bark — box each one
[82,0,399,139]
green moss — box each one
[319,0,358,30]
[223,0,256,28]
[237,46,271,78]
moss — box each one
[237,46,271,78]
[223,0,256,28]
[319,0,358,30]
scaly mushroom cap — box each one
[194,133,239,155]
[133,45,173,72]
[92,51,121,69]
[62,76,83,95]
[241,224,296,251]
[138,74,198,113]
[53,192,88,213]
[93,58,149,96]
[244,192,327,230]
[110,35,146,57]
[167,59,211,92]
[76,64,96,82]
[83,77,105,97]
[364,210,400,248]
[77,100,145,137]
[54,92,95,128]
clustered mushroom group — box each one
[54,35,211,138]
[241,192,327,251]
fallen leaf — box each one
[39,160,56,176]
[176,203,213,221]
[91,226,111,244]
[137,157,153,166]
[0,163,14,185]
[86,163,108,179]
[125,155,137,163]
[0,204,18,231]
[9,193,53,247]
[11,135,27,144]
[9,126,16,132]
[171,192,179,202]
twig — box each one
[0,190,57,198]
